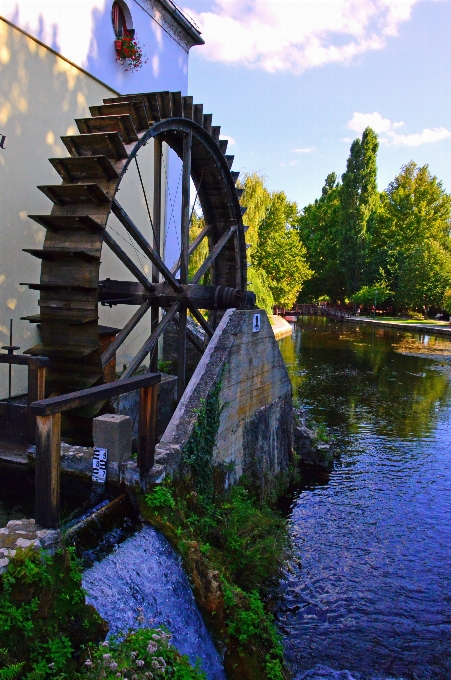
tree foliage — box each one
[252,190,312,308]
[237,174,311,308]
[339,127,379,295]
[298,173,346,302]
[298,132,451,314]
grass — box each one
[358,316,450,326]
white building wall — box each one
[0,1,203,399]
[0,0,199,95]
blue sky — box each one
[185,0,451,208]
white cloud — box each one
[348,111,404,134]
[387,127,451,146]
[185,0,425,74]
[347,111,451,146]
[220,135,236,145]
[293,146,315,153]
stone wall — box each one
[143,309,293,496]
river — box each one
[277,317,451,680]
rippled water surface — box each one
[277,318,451,680]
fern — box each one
[0,662,24,680]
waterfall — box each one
[83,524,226,680]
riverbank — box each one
[346,315,451,336]
[270,315,293,340]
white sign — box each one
[92,447,108,483]
[252,313,261,332]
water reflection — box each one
[277,318,451,680]
[280,317,451,440]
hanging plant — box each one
[115,32,146,72]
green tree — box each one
[247,267,274,314]
[237,172,272,251]
[351,281,393,307]
[380,161,451,312]
[253,191,312,308]
[298,173,346,303]
[396,241,451,314]
[339,127,379,295]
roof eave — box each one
[159,0,205,46]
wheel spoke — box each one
[170,221,213,276]
[180,131,192,285]
[101,300,152,367]
[134,156,159,248]
[190,224,238,284]
[103,230,153,291]
[112,200,182,293]
[187,302,214,338]
[121,302,181,379]
[173,313,205,353]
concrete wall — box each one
[150,309,293,496]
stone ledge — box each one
[0,519,60,574]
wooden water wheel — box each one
[22,91,250,414]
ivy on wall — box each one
[182,375,223,503]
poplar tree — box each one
[339,127,379,296]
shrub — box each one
[81,627,206,679]
[0,547,105,678]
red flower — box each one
[115,33,147,72]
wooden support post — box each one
[35,412,61,528]
[27,365,46,444]
[137,384,158,476]
[177,130,192,401]
[151,135,162,373]
[177,307,187,401]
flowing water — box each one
[83,524,226,680]
[277,317,451,680]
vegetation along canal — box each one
[277,316,451,680]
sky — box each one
[184,0,451,209]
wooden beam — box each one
[190,224,238,284]
[138,383,158,476]
[112,200,181,293]
[180,130,192,285]
[187,302,214,338]
[170,221,213,276]
[28,364,46,444]
[103,230,153,292]
[177,307,187,401]
[153,135,163,259]
[151,135,163,374]
[0,354,49,368]
[35,413,61,528]
[30,373,161,416]
[101,300,152,367]
[121,303,181,379]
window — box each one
[112,1,133,38]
